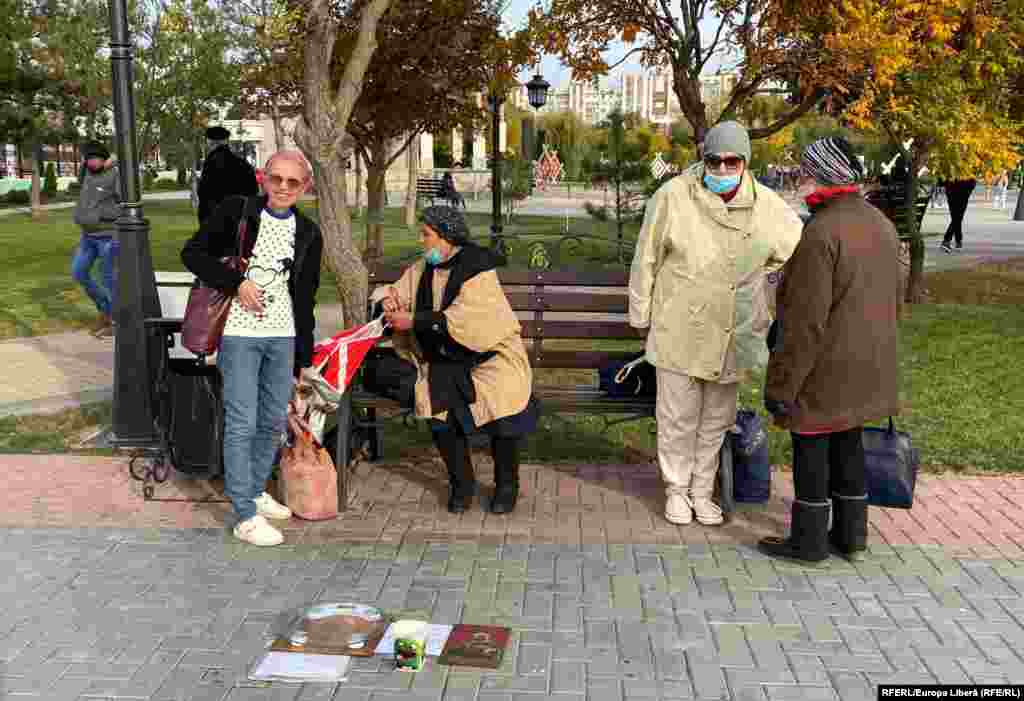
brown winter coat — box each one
[764,193,901,433]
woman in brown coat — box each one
[380,206,538,514]
[761,137,902,564]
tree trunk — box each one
[404,132,419,230]
[30,151,42,220]
[271,100,287,151]
[354,150,363,218]
[364,144,388,261]
[293,0,392,329]
[903,159,924,304]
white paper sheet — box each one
[374,623,454,657]
[249,651,351,683]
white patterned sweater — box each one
[223,208,297,338]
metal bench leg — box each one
[367,407,381,461]
[335,389,352,512]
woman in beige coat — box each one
[381,206,538,514]
[629,121,803,526]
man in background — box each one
[72,142,120,338]
[196,125,258,224]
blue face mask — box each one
[704,173,742,194]
[424,247,444,266]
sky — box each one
[501,0,730,88]
[502,0,641,87]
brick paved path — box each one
[2,454,1024,700]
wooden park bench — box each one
[416,177,445,205]
[864,185,932,238]
[333,264,737,514]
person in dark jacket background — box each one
[196,125,259,224]
[182,150,323,546]
[72,141,121,338]
[760,137,901,564]
[940,177,977,253]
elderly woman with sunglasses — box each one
[629,121,803,527]
[182,150,323,547]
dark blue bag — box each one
[731,409,771,503]
[599,352,657,398]
[863,418,918,508]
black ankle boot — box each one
[490,437,520,514]
[830,493,868,562]
[433,430,476,513]
[759,499,831,564]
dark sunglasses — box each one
[704,155,745,170]
[267,174,305,190]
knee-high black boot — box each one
[490,437,520,514]
[432,430,476,513]
[758,499,831,564]
[830,493,868,562]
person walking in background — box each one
[196,125,259,224]
[994,171,1009,210]
[760,137,901,564]
[71,142,120,338]
[940,177,977,253]
[629,121,802,527]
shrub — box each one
[6,190,30,205]
[43,163,58,196]
[66,181,82,196]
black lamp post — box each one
[489,72,549,260]
[108,0,162,448]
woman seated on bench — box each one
[380,205,539,515]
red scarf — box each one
[804,185,859,209]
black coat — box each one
[181,195,323,373]
[197,146,259,223]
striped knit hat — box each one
[800,137,863,186]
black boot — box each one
[830,493,868,562]
[490,437,520,514]
[758,499,831,564]
[432,430,476,513]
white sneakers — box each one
[665,493,693,525]
[234,493,293,546]
[665,492,724,526]
[234,515,284,546]
[692,497,724,526]
[255,492,293,520]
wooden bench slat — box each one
[521,320,642,339]
[531,350,639,369]
[367,267,631,288]
[505,291,628,313]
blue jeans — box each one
[71,234,116,315]
[218,336,295,522]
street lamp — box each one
[489,72,549,260]
[108,0,162,448]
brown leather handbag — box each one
[181,208,249,356]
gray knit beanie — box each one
[702,121,751,163]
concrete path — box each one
[0,453,1023,700]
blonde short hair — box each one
[264,150,313,182]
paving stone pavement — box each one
[2,453,1024,700]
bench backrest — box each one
[368,265,641,369]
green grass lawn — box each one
[0,200,636,339]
